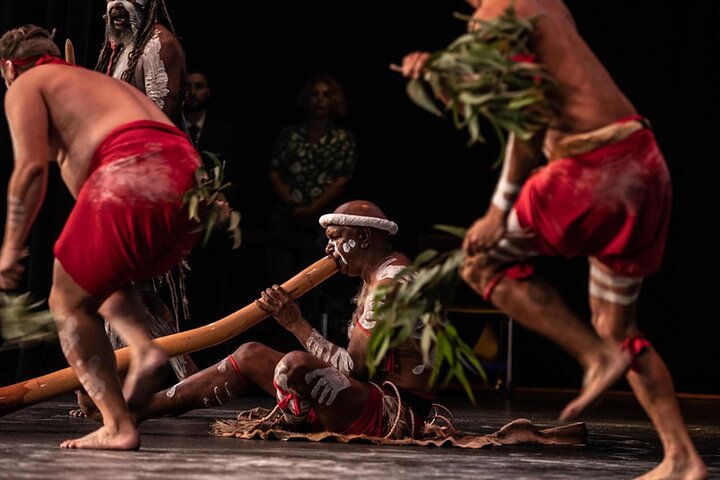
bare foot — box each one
[60,424,140,450]
[559,344,632,421]
[635,455,707,480]
[68,390,103,422]
[123,345,168,411]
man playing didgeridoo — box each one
[0,25,202,450]
[399,0,705,478]
[131,200,435,438]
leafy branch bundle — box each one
[366,226,486,402]
[183,151,242,249]
[406,6,559,163]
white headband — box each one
[319,213,398,235]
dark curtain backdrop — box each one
[1,1,718,393]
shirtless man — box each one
[0,25,201,450]
[136,200,434,438]
[93,0,198,384]
[96,0,186,125]
[401,1,705,478]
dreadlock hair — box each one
[95,0,177,82]
[0,24,60,70]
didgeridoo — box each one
[0,256,338,416]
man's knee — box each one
[592,311,638,342]
[231,342,269,369]
[461,252,498,295]
[276,351,314,389]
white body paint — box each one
[375,257,405,282]
[359,295,379,330]
[217,358,228,373]
[87,154,177,205]
[589,283,639,305]
[142,31,170,110]
[76,355,106,401]
[7,196,25,225]
[166,379,184,398]
[590,264,642,288]
[306,329,353,374]
[273,361,310,418]
[304,368,351,406]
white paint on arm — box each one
[305,329,354,374]
[142,29,170,110]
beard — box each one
[105,1,145,46]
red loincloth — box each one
[54,120,201,301]
[514,118,671,277]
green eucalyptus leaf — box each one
[407,78,444,117]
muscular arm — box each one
[144,26,185,123]
[257,285,354,374]
[0,81,50,288]
[463,133,543,255]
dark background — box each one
[1,1,718,394]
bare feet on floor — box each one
[559,344,632,421]
[68,390,103,422]
[635,455,707,480]
[60,424,140,450]
[123,345,169,411]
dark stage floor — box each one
[0,390,718,479]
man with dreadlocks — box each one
[0,24,202,449]
[89,0,199,393]
[97,0,186,126]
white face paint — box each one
[412,364,426,375]
[305,329,354,374]
[328,240,349,265]
[304,368,351,406]
[106,1,143,45]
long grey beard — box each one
[105,1,144,46]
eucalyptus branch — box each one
[366,227,487,403]
[406,5,560,165]
[182,151,242,249]
[0,293,57,350]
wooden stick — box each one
[0,256,338,416]
[64,39,75,65]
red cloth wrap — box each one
[54,120,201,302]
[482,263,535,301]
[622,334,651,372]
[513,121,671,277]
[341,383,387,436]
[273,379,303,416]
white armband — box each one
[491,133,521,212]
[491,178,521,212]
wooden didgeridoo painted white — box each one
[0,256,338,416]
